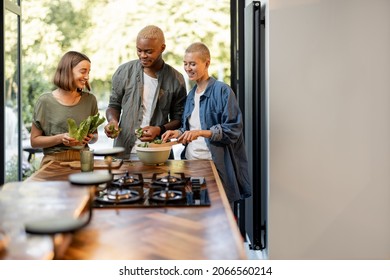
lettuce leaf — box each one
[67,113,106,142]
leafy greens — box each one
[67,113,105,142]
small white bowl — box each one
[136,145,171,165]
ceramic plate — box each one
[25,216,90,235]
[93,147,125,156]
[69,172,112,185]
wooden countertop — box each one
[0,181,89,260]
[7,159,246,260]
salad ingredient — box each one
[135,127,143,138]
[67,113,105,142]
[137,138,164,148]
[107,123,122,138]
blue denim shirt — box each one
[179,77,251,202]
[108,60,187,158]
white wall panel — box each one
[269,0,390,259]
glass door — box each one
[3,1,22,183]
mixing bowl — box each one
[136,145,171,165]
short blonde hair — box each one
[137,25,165,44]
[185,42,210,62]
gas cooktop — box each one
[92,171,210,208]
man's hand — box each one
[139,126,160,142]
[104,121,121,138]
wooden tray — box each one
[60,159,123,169]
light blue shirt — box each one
[179,77,251,202]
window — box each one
[2,1,22,183]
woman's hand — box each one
[161,130,180,142]
[82,133,98,145]
[62,133,81,146]
[176,130,212,145]
[177,130,200,145]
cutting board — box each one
[60,159,123,169]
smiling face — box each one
[183,51,209,83]
[72,60,90,90]
[136,38,165,70]
[54,51,92,91]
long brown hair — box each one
[53,51,91,91]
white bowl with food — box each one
[136,145,171,165]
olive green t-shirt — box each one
[33,91,98,155]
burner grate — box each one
[151,171,187,186]
[92,171,210,208]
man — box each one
[104,25,187,159]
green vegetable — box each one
[89,113,106,133]
[67,118,78,138]
[134,128,163,145]
[137,142,149,148]
[67,113,106,141]
[108,123,121,138]
[136,138,163,148]
[135,127,143,138]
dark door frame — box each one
[1,0,23,184]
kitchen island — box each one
[4,159,246,260]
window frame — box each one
[1,0,22,184]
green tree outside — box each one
[21,0,231,129]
